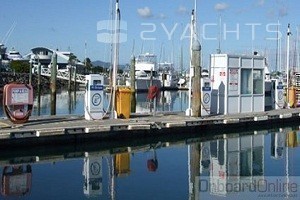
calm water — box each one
[0,91,300,199]
[0,90,189,117]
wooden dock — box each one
[1,108,300,148]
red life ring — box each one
[147,86,159,100]
[147,159,158,172]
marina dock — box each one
[1,108,300,149]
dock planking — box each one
[1,108,300,148]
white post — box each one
[186,9,195,116]
[110,0,120,119]
[286,24,291,108]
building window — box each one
[253,69,263,94]
[241,69,252,94]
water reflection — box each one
[0,127,299,199]
[197,134,264,197]
[197,128,299,199]
[0,90,189,118]
[1,165,32,197]
[83,153,103,197]
[31,90,85,116]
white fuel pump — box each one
[85,74,104,120]
[274,79,284,109]
[201,77,212,116]
[271,132,285,159]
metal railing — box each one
[40,68,86,83]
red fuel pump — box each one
[3,83,34,124]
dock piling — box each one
[191,39,201,117]
[50,52,57,115]
[130,55,136,113]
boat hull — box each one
[126,78,161,92]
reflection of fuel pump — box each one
[271,132,285,159]
[274,79,284,109]
[200,141,211,173]
[201,78,211,116]
[1,165,32,197]
[83,153,103,197]
[85,74,104,120]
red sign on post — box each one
[219,71,226,76]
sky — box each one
[0,0,299,71]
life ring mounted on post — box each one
[147,85,160,100]
[3,83,34,124]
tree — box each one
[91,66,104,73]
[68,53,77,66]
[10,60,30,73]
[83,57,93,74]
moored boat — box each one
[126,53,161,92]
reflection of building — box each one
[199,135,264,197]
[1,165,32,197]
[83,153,103,197]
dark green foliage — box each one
[10,60,30,73]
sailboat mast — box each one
[279,33,282,72]
[276,20,279,72]
[297,26,300,72]
[180,44,183,76]
[84,41,87,67]
[293,39,297,73]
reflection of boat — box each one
[158,62,179,90]
[135,91,176,113]
[126,53,161,92]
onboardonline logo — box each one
[199,176,299,198]
[97,20,127,44]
